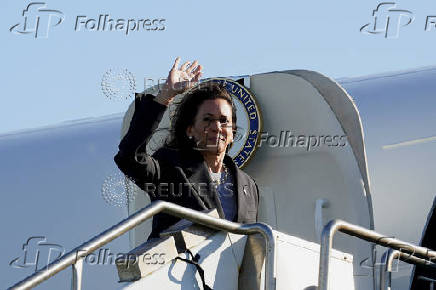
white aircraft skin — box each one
[339,66,436,245]
[0,115,130,289]
[1,66,435,289]
[338,67,436,288]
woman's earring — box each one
[188,135,193,140]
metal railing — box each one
[380,248,436,290]
[318,219,436,290]
[9,201,276,290]
[417,275,436,290]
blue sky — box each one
[1,0,435,135]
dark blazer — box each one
[114,93,259,238]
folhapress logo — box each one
[75,15,166,35]
[360,2,414,39]
[10,2,166,39]
[10,2,64,39]
[9,236,65,272]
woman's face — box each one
[186,98,234,154]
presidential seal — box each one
[200,78,262,168]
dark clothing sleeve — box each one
[114,93,177,239]
[114,93,167,190]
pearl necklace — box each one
[209,164,229,186]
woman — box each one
[114,57,259,239]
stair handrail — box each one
[9,200,276,290]
[379,248,436,290]
[318,219,436,290]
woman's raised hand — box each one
[155,57,203,106]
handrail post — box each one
[71,258,84,290]
[379,249,394,290]
[318,219,338,290]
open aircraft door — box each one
[121,70,375,289]
[245,70,375,289]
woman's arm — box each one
[114,93,168,189]
[114,57,202,190]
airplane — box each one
[1,66,435,289]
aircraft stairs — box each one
[8,201,436,290]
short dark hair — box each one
[166,81,237,150]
